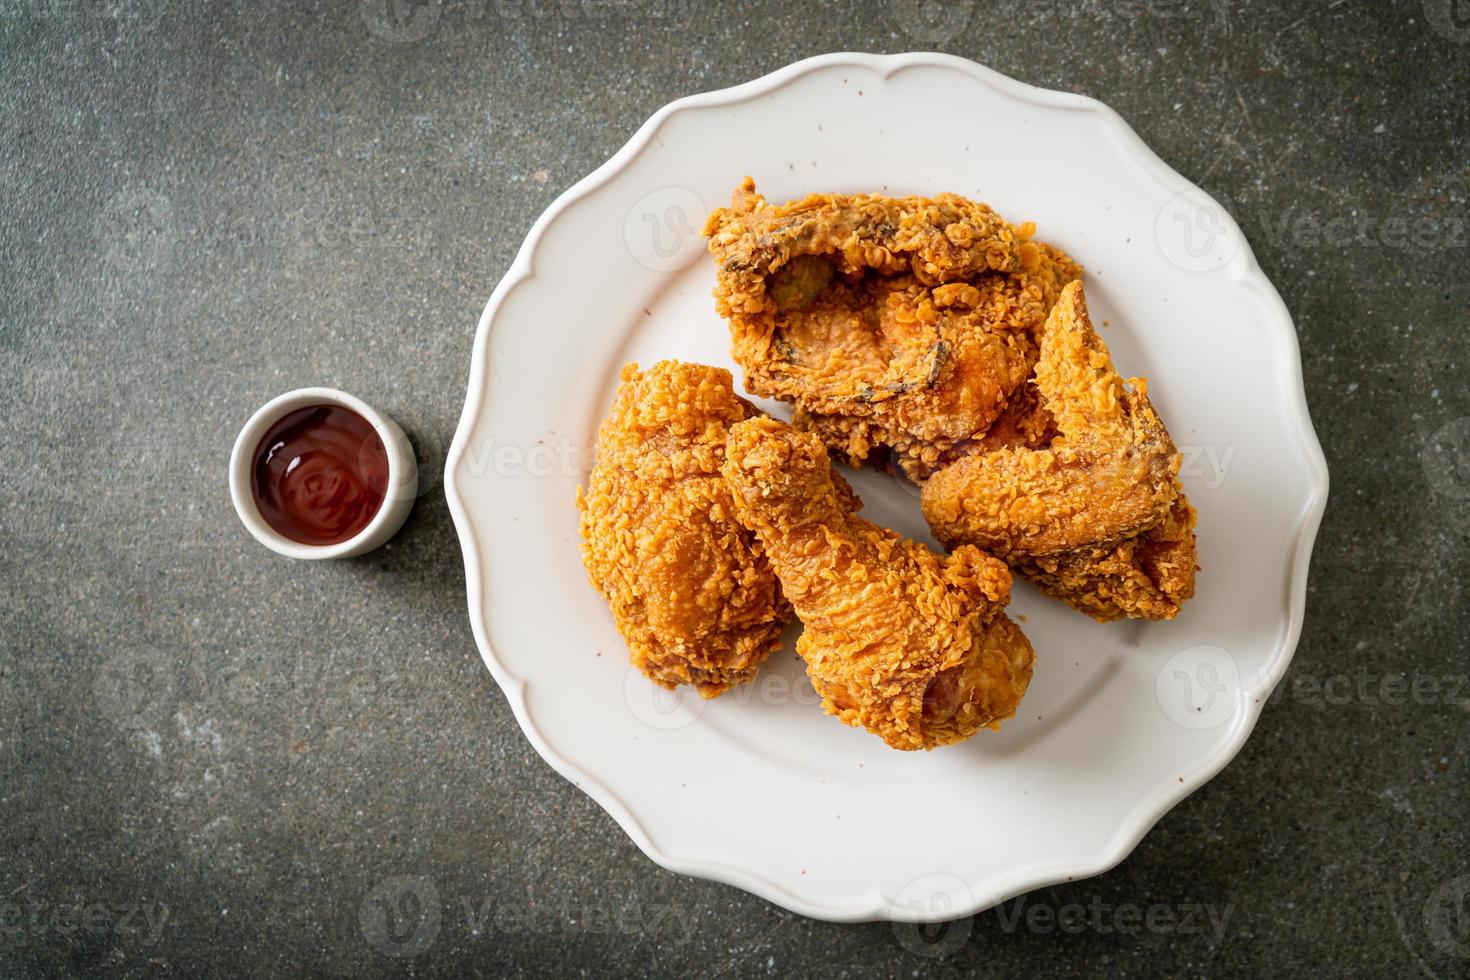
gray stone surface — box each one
[2,0,1467,976]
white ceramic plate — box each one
[445,52,1329,923]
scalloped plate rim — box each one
[444,51,1330,923]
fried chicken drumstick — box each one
[705,178,1080,480]
[722,417,1035,750]
[921,282,1198,621]
[577,361,791,698]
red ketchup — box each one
[251,405,389,546]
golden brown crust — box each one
[721,417,1034,750]
[922,283,1181,557]
[577,361,790,697]
[1014,497,1198,622]
[921,282,1199,621]
[705,177,1081,480]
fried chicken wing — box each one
[1013,496,1197,623]
[921,282,1198,621]
[577,361,790,698]
[705,178,1080,480]
[722,417,1035,750]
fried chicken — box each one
[1012,496,1197,623]
[722,417,1035,750]
[577,361,791,698]
[921,282,1198,621]
[704,177,1080,480]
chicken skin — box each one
[705,178,1080,480]
[1013,496,1198,623]
[722,417,1035,750]
[577,361,790,698]
[921,282,1198,621]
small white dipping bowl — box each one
[229,387,418,559]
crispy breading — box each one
[577,361,790,697]
[1014,496,1198,623]
[722,417,1035,750]
[922,282,1198,621]
[704,177,1080,480]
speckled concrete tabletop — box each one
[3,1,1467,976]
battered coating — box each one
[723,417,1035,750]
[922,282,1198,621]
[577,361,789,697]
[705,178,1080,480]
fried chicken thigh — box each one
[705,178,1080,480]
[722,417,1035,750]
[921,282,1198,621]
[577,361,790,697]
